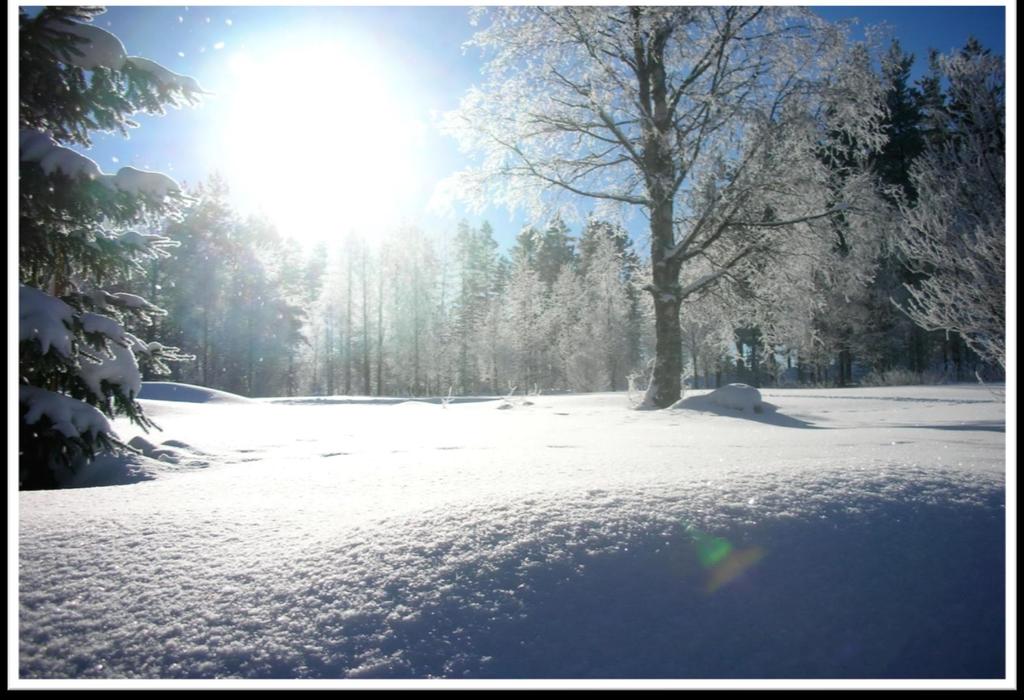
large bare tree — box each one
[443,6,885,407]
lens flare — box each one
[686,526,765,593]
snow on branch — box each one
[20,129,183,200]
[20,385,113,440]
[19,285,75,358]
[125,56,208,104]
[41,18,207,103]
[893,49,1005,369]
[44,17,127,71]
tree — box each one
[893,44,1005,370]
[155,177,236,388]
[576,233,636,390]
[453,220,500,393]
[504,256,549,392]
[19,6,202,487]
[444,6,885,407]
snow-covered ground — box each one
[15,384,1010,684]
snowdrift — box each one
[17,386,1006,681]
[137,382,252,404]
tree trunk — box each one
[201,307,210,387]
[362,250,371,396]
[325,311,335,396]
[345,256,353,395]
[637,24,684,409]
[645,287,682,407]
[376,264,384,396]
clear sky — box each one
[25,3,1009,252]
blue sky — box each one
[28,3,1008,252]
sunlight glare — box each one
[220,41,424,243]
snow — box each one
[20,385,112,440]
[41,19,206,104]
[109,292,158,312]
[79,311,128,347]
[137,382,252,404]
[76,342,142,402]
[124,56,206,100]
[38,145,103,180]
[19,130,58,161]
[22,135,181,210]
[46,18,127,71]
[673,384,764,413]
[20,129,180,199]
[107,167,180,199]
[19,285,74,358]
[16,385,1007,682]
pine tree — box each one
[155,177,236,387]
[453,221,499,393]
[505,257,549,392]
[19,7,202,488]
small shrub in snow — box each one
[860,368,948,387]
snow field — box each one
[18,385,1007,679]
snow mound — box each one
[61,452,157,488]
[673,384,764,414]
[137,382,251,404]
[709,383,763,412]
[60,445,210,488]
[393,400,440,410]
[127,436,186,462]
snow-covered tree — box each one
[504,256,550,392]
[443,6,886,407]
[576,233,637,390]
[893,45,1005,370]
[19,7,203,488]
[453,221,500,393]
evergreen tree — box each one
[453,220,500,393]
[877,41,927,200]
[505,257,549,392]
[19,6,202,488]
[155,177,236,387]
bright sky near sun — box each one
[31,3,1008,250]
[219,35,428,238]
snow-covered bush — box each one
[18,6,203,489]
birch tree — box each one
[444,6,885,407]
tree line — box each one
[133,193,652,398]
[128,37,1002,400]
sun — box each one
[218,40,425,243]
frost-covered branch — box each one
[892,49,1005,369]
